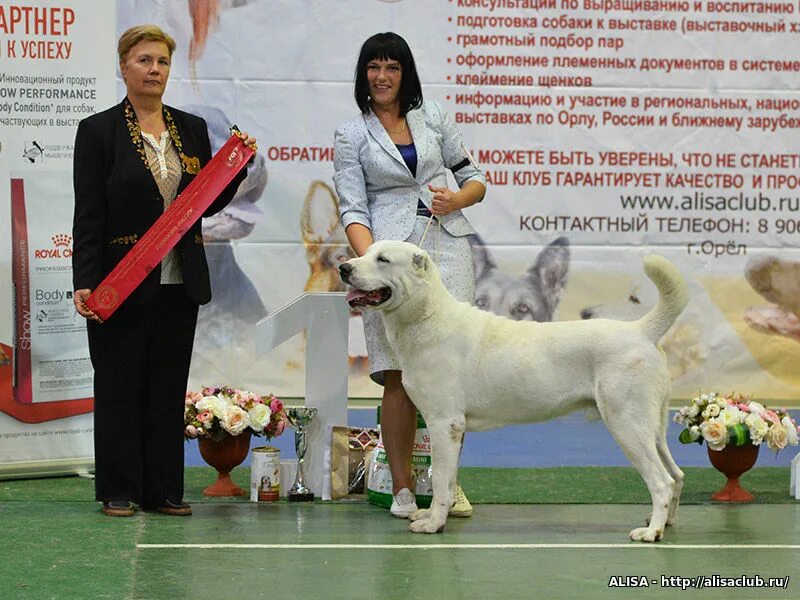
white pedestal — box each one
[279,460,297,498]
[791,451,800,500]
[255,293,349,501]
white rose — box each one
[196,395,226,418]
[745,413,768,444]
[765,424,788,451]
[782,417,799,446]
[248,403,272,432]
[719,406,743,427]
[688,404,700,418]
[221,405,250,436]
[701,419,728,451]
[748,402,766,416]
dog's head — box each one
[579,281,652,321]
[339,241,432,313]
[470,234,570,322]
[302,181,356,292]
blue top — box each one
[395,143,418,178]
[396,143,431,215]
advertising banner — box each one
[117,0,800,403]
[0,0,116,475]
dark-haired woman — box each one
[333,32,486,519]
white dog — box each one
[339,241,689,542]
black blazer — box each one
[72,98,246,307]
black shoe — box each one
[102,501,135,517]
[156,499,192,516]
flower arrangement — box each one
[184,386,288,442]
[675,392,800,452]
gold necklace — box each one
[385,119,406,135]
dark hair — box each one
[354,32,423,116]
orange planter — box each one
[198,430,252,496]
[707,443,759,502]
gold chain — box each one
[385,118,406,135]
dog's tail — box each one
[637,255,689,343]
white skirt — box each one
[362,216,475,385]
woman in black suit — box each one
[72,24,256,517]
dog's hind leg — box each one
[646,409,684,527]
[599,392,675,542]
[409,418,464,534]
[656,409,684,526]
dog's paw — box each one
[646,513,675,527]
[629,526,663,543]
[409,508,432,522]
[409,518,446,534]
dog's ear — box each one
[468,233,496,280]
[529,236,570,317]
[413,252,428,272]
[301,181,340,245]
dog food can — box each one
[250,446,280,502]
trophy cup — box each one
[286,407,318,502]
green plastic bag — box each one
[367,409,432,509]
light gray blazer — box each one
[333,101,485,242]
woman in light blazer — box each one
[334,32,486,520]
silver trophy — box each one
[286,407,318,501]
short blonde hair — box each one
[118,24,176,64]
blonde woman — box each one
[72,24,255,517]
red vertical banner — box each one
[10,179,31,404]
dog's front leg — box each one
[409,421,462,534]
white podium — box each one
[791,451,800,500]
[255,293,349,501]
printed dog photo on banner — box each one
[300,181,369,380]
[180,104,269,386]
[577,251,800,399]
[745,255,800,344]
[469,234,570,323]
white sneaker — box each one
[449,484,473,518]
[389,488,418,518]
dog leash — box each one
[419,144,477,261]
[417,213,441,264]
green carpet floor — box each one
[0,466,793,504]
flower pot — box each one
[707,443,759,502]
[198,430,252,497]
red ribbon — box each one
[86,135,254,321]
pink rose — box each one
[269,396,283,414]
[763,411,780,425]
[185,425,198,438]
[185,391,203,405]
[232,390,249,407]
[197,411,214,425]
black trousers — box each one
[88,285,198,507]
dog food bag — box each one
[367,408,432,509]
[330,426,380,500]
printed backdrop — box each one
[117,0,800,401]
[1,0,799,474]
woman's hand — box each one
[238,131,257,148]
[428,184,463,216]
[73,289,103,323]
